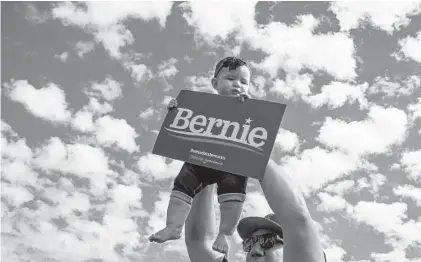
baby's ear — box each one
[211,78,218,90]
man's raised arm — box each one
[184,184,224,262]
[261,159,325,262]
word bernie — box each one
[167,108,268,149]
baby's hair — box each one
[214,56,249,78]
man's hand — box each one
[236,93,250,102]
[167,98,178,110]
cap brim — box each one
[237,216,283,240]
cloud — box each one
[408,97,421,124]
[350,201,421,251]
[1,183,34,207]
[350,201,407,236]
[158,58,179,78]
[281,147,363,195]
[248,15,357,80]
[33,137,111,195]
[324,180,356,196]
[307,81,369,109]
[250,75,267,99]
[94,115,138,153]
[275,128,301,153]
[87,76,123,101]
[4,80,72,123]
[71,110,95,132]
[329,2,421,33]
[52,2,174,59]
[356,173,387,196]
[270,73,313,100]
[395,30,421,63]
[85,97,114,115]
[23,2,49,24]
[317,105,408,156]
[369,76,421,97]
[136,153,183,182]
[139,107,156,121]
[180,1,257,44]
[184,75,217,94]
[75,41,95,57]
[182,3,357,79]
[317,192,351,213]
[400,150,421,181]
[126,63,153,83]
[54,52,69,62]
[393,185,421,207]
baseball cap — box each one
[237,213,283,241]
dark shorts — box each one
[172,162,248,200]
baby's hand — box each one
[236,93,250,102]
[167,98,178,110]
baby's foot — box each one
[148,226,182,243]
[212,232,229,254]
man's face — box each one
[244,229,283,262]
[212,65,251,97]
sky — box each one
[1,1,421,262]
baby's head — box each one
[211,56,251,97]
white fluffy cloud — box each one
[71,110,95,132]
[54,52,69,62]
[308,81,369,109]
[270,73,313,100]
[75,41,95,57]
[369,76,421,97]
[52,2,174,59]
[94,115,138,153]
[4,80,72,123]
[182,4,357,80]
[356,173,387,196]
[275,128,301,153]
[350,201,407,236]
[393,185,421,207]
[87,76,123,101]
[396,30,421,63]
[248,15,357,80]
[184,75,217,94]
[139,107,156,121]
[317,105,408,156]
[126,63,153,83]
[330,2,421,33]
[281,147,362,195]
[137,153,183,182]
[400,150,421,181]
[33,137,111,195]
[181,1,257,44]
[158,58,179,78]
[317,192,351,213]
[324,180,356,196]
[408,97,421,124]
[85,97,114,115]
[349,201,421,249]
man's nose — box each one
[250,243,264,257]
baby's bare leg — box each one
[212,200,244,254]
[149,195,191,243]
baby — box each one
[149,57,252,255]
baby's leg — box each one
[149,163,202,243]
[212,173,248,254]
[148,191,192,243]
[212,200,245,254]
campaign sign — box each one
[152,90,287,180]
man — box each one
[184,159,326,262]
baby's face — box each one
[212,65,251,97]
